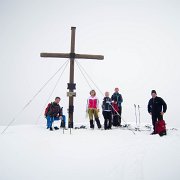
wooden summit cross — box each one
[40,27,104,128]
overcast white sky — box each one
[0,0,180,127]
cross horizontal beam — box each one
[40,53,104,60]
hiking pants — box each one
[152,114,163,131]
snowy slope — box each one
[0,124,180,180]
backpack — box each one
[45,103,52,116]
[155,120,167,136]
[112,102,119,113]
[44,102,62,117]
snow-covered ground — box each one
[0,124,180,180]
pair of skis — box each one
[134,104,141,131]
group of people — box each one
[44,88,167,135]
[86,88,123,130]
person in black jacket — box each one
[111,87,123,126]
[148,90,167,134]
[102,92,112,130]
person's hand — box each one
[59,116,63,120]
[149,112,152,115]
[160,112,164,116]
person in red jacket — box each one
[44,97,65,131]
[87,90,101,129]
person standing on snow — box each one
[148,90,167,134]
[44,97,65,131]
[111,87,123,126]
[102,92,112,130]
[87,90,101,129]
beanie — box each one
[151,90,157,94]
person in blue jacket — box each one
[111,87,123,126]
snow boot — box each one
[104,119,108,130]
[54,126,59,130]
[150,131,157,135]
[113,115,119,126]
[60,120,65,128]
[95,118,101,129]
[90,120,94,129]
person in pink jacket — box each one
[87,90,102,129]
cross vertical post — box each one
[68,27,76,128]
[40,27,104,129]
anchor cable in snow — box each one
[1,60,68,135]
[36,60,69,124]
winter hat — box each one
[151,90,157,94]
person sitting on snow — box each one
[44,97,66,131]
[87,90,101,129]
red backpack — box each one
[155,120,167,136]
[112,102,119,113]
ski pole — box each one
[63,115,65,134]
[138,105,141,126]
[134,104,137,126]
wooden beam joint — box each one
[70,53,76,59]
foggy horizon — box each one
[0,0,180,127]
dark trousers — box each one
[118,107,122,125]
[152,114,163,131]
[90,118,101,129]
[113,107,122,126]
[103,111,112,129]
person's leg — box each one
[118,106,122,126]
[113,114,118,126]
[152,115,158,133]
[46,116,52,129]
[90,120,94,129]
[103,111,108,130]
[52,117,59,129]
[60,115,66,128]
[94,109,101,129]
[107,112,112,129]
[62,115,66,124]
[88,109,94,129]
[49,117,54,131]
